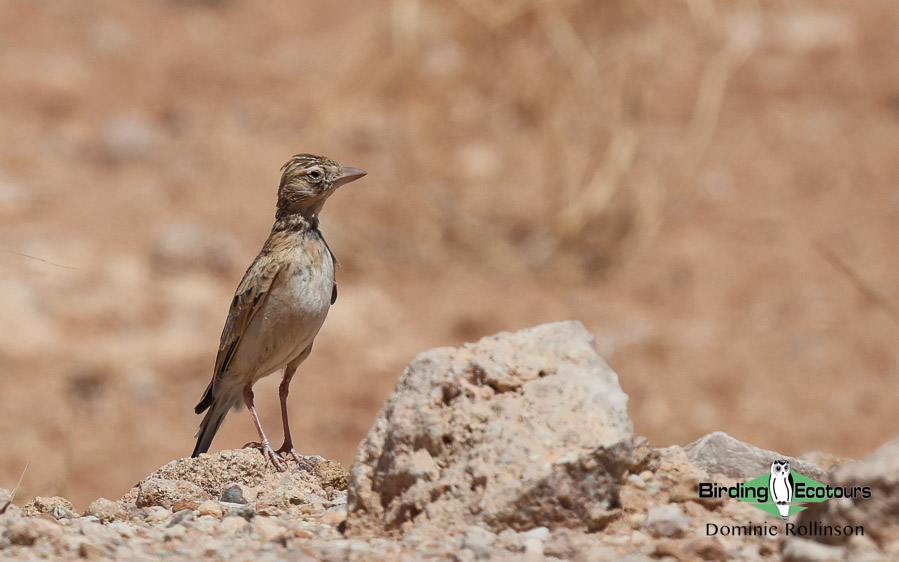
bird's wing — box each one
[787,473,794,501]
[213,257,283,385]
[314,228,338,304]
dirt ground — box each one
[1,0,897,509]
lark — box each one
[191,154,366,470]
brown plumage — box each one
[192,154,366,470]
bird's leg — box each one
[276,361,304,464]
[241,381,286,472]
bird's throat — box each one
[272,211,319,233]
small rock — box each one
[322,508,347,527]
[84,498,127,524]
[220,484,254,504]
[462,525,497,559]
[143,506,172,524]
[196,500,224,518]
[136,478,210,509]
[627,473,646,489]
[22,496,75,518]
[299,503,317,515]
[171,500,201,512]
[643,505,689,538]
[168,509,194,527]
[226,504,255,521]
[50,505,78,520]
[523,526,550,542]
[254,502,283,517]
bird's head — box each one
[276,154,366,220]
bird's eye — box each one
[308,170,322,180]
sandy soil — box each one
[0,0,897,509]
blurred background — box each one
[1,0,897,509]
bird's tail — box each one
[192,390,231,458]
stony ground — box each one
[2,324,896,561]
[1,440,892,561]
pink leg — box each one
[242,382,286,472]
[276,350,309,464]
[276,364,305,463]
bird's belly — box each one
[231,257,334,380]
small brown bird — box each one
[192,154,366,470]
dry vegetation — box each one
[0,0,897,509]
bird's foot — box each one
[243,440,287,472]
[276,443,305,465]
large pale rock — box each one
[347,322,646,536]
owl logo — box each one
[769,460,794,520]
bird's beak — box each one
[333,166,367,189]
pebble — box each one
[462,525,497,559]
[523,526,550,542]
[628,473,647,489]
[220,484,254,505]
[643,505,689,538]
[143,506,173,524]
[196,500,224,518]
[321,507,347,527]
[226,504,255,521]
[84,498,126,523]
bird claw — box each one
[276,444,305,465]
[243,440,287,472]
